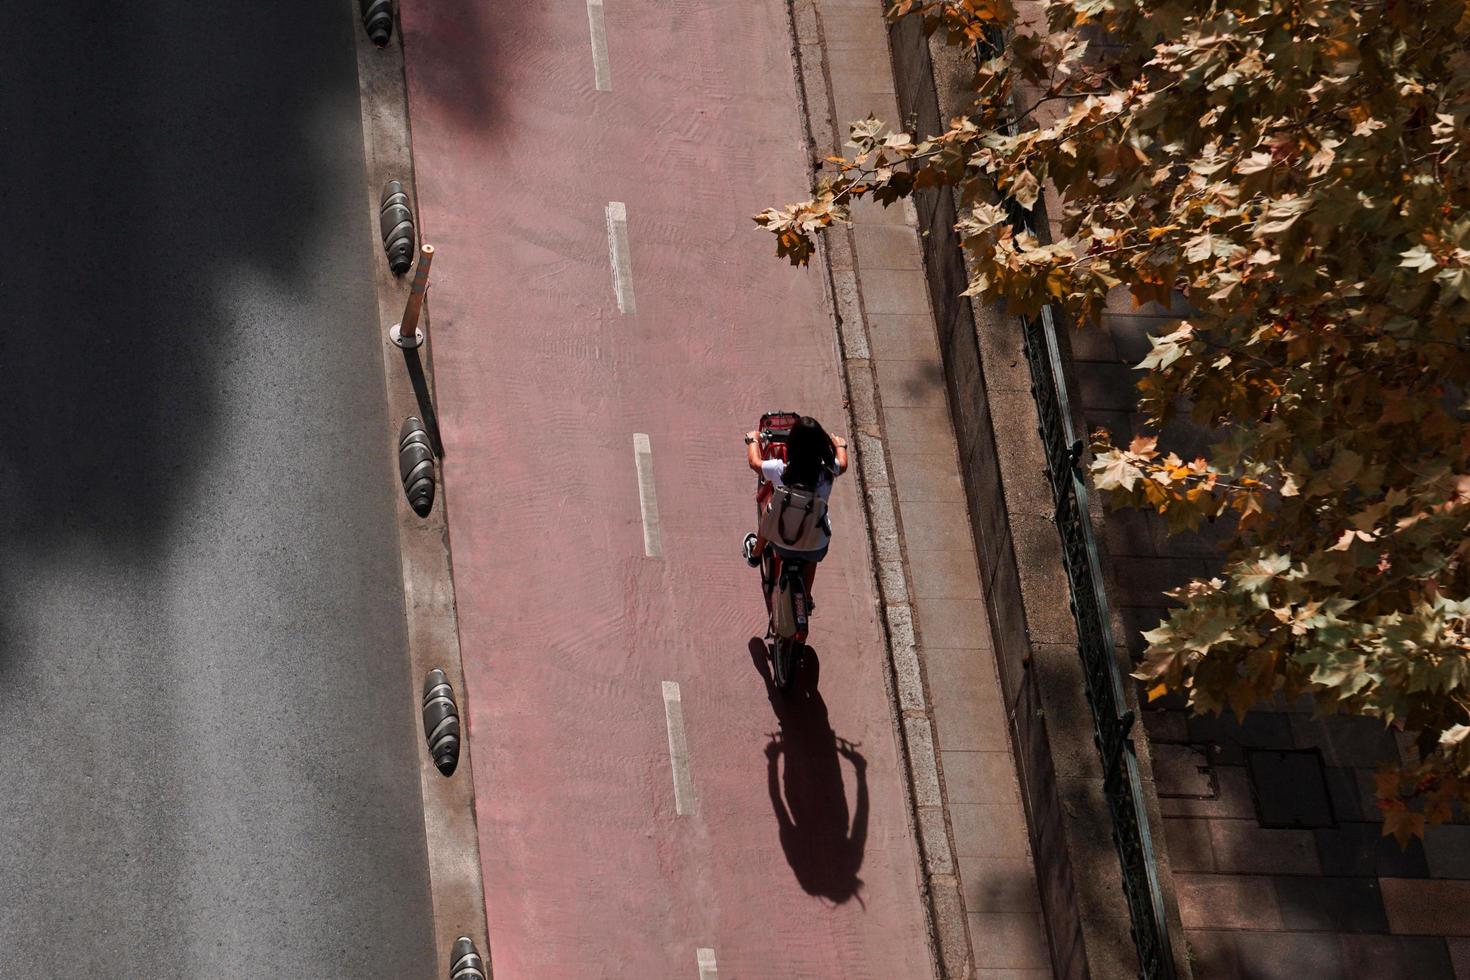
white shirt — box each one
[760,459,837,500]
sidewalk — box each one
[791,0,1052,973]
[394,0,1049,974]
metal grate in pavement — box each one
[1246,748,1338,829]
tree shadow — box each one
[749,638,869,905]
[399,0,539,136]
[0,0,434,973]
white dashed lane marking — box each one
[633,433,662,558]
[586,0,612,91]
[662,681,696,817]
[696,947,718,979]
[605,201,637,314]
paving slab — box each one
[833,88,905,128]
[1275,876,1389,932]
[943,751,1026,806]
[868,313,946,360]
[959,856,1044,912]
[951,804,1033,859]
[1425,825,1470,879]
[1209,821,1322,876]
[1182,929,1241,980]
[1336,934,1455,980]
[883,404,963,452]
[914,597,993,649]
[907,547,985,599]
[899,499,980,552]
[875,358,951,408]
[1175,874,1284,930]
[1163,818,1217,874]
[1382,879,1470,936]
[935,702,1013,753]
[926,647,1005,704]
[1450,937,1470,979]
[890,452,970,503]
[969,912,1051,969]
[1233,930,1347,980]
[850,194,917,227]
[852,225,927,271]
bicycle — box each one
[747,411,811,692]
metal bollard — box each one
[399,416,436,517]
[390,244,434,349]
[421,668,461,776]
[359,0,393,46]
[379,181,416,275]
[448,936,486,979]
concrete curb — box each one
[348,1,492,973]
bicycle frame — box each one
[759,540,809,641]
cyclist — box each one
[743,416,849,608]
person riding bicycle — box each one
[743,416,849,608]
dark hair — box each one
[783,416,836,489]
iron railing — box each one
[1020,305,1177,980]
[975,26,1178,980]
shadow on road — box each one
[0,0,365,625]
[400,0,537,136]
[402,346,446,457]
[0,1,437,974]
[750,638,869,905]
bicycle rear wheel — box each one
[772,635,799,691]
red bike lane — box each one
[402,1,931,975]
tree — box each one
[757,0,1470,839]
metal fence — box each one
[1020,305,1177,980]
[976,26,1179,980]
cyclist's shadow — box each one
[749,638,869,906]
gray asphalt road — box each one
[0,2,436,976]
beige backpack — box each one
[759,483,829,553]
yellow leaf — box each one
[1425,797,1453,826]
[1010,169,1040,210]
[1382,808,1426,847]
[1229,491,1260,516]
[1236,152,1273,175]
[1092,451,1145,492]
[1129,434,1159,458]
[1329,529,1373,550]
[1045,268,1067,299]
[1147,682,1169,702]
